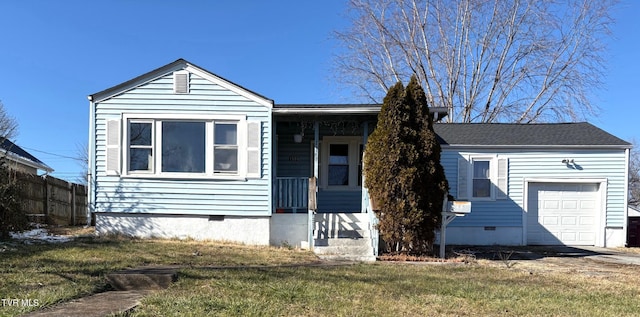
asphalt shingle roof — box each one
[0,138,53,171]
[433,122,630,147]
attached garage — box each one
[527,182,601,245]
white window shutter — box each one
[106,119,121,175]
[246,121,261,178]
[457,157,469,200]
[174,71,189,94]
[496,158,508,199]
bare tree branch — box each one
[0,101,18,141]
[335,0,616,123]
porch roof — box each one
[273,104,380,115]
[273,104,449,120]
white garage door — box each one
[527,183,599,245]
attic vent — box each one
[174,71,189,94]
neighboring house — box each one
[0,138,53,175]
[628,205,640,247]
[88,59,631,260]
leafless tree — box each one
[335,0,616,123]
[0,101,18,141]
[75,142,89,186]
[629,140,639,207]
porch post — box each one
[313,121,319,179]
[308,121,319,250]
[361,121,369,213]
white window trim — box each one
[121,113,247,180]
[467,155,498,201]
[127,119,155,175]
[320,136,362,191]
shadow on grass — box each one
[447,245,613,261]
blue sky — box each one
[0,1,638,182]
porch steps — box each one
[313,213,376,262]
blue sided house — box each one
[88,59,631,260]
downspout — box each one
[87,96,97,226]
[623,147,631,247]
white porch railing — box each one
[275,177,308,213]
[363,186,379,256]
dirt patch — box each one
[46,225,95,237]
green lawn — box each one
[2,236,639,317]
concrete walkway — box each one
[22,291,150,317]
[21,266,178,317]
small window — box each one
[472,160,491,198]
[128,121,153,172]
[214,123,238,173]
[328,144,349,185]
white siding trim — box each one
[623,148,630,237]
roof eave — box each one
[273,107,381,115]
[0,150,54,173]
[88,59,274,108]
[440,144,632,150]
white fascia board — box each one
[273,107,381,115]
[0,149,53,173]
[440,144,631,150]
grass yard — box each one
[2,234,640,317]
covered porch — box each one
[273,104,379,215]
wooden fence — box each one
[15,172,88,226]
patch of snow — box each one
[9,227,73,244]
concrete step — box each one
[314,213,370,224]
[314,229,370,239]
[314,237,372,247]
[314,244,373,256]
[314,221,371,231]
[106,266,177,291]
[318,254,377,262]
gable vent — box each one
[174,71,189,94]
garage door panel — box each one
[544,200,560,209]
[562,200,578,209]
[580,217,595,225]
[542,216,558,225]
[580,200,596,209]
[561,216,577,225]
[527,183,599,246]
[561,232,577,241]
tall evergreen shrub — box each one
[364,76,449,254]
[0,160,28,239]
